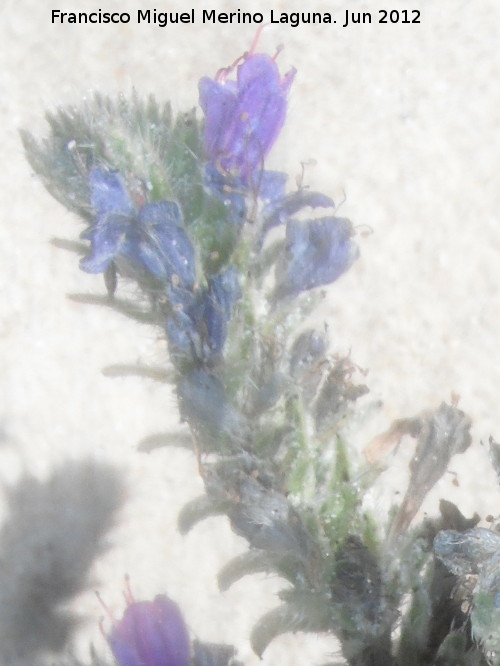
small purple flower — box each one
[81,168,196,287]
[276,217,359,298]
[199,52,296,184]
[103,592,190,666]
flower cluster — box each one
[77,47,358,376]
[27,43,365,662]
[23,39,368,666]
[200,51,358,299]
[26,35,499,666]
[81,167,243,369]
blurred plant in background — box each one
[22,36,500,666]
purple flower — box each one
[275,217,359,298]
[199,53,296,184]
[104,593,190,666]
[81,169,196,287]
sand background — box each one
[1,0,500,664]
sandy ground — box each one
[1,0,500,664]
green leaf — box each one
[177,495,227,535]
[137,432,192,453]
[218,549,309,591]
[250,590,332,657]
[67,293,160,325]
[218,550,279,591]
[472,592,500,657]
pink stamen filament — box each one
[123,573,135,606]
[95,589,116,637]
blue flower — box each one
[81,169,196,287]
[105,594,190,666]
[275,217,358,298]
[203,267,241,356]
[199,53,296,184]
[165,286,202,365]
[165,267,241,366]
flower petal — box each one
[79,214,131,273]
[89,168,135,217]
[199,77,238,161]
[202,266,241,355]
[276,217,358,297]
[199,52,295,183]
[139,202,196,285]
[108,595,190,666]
